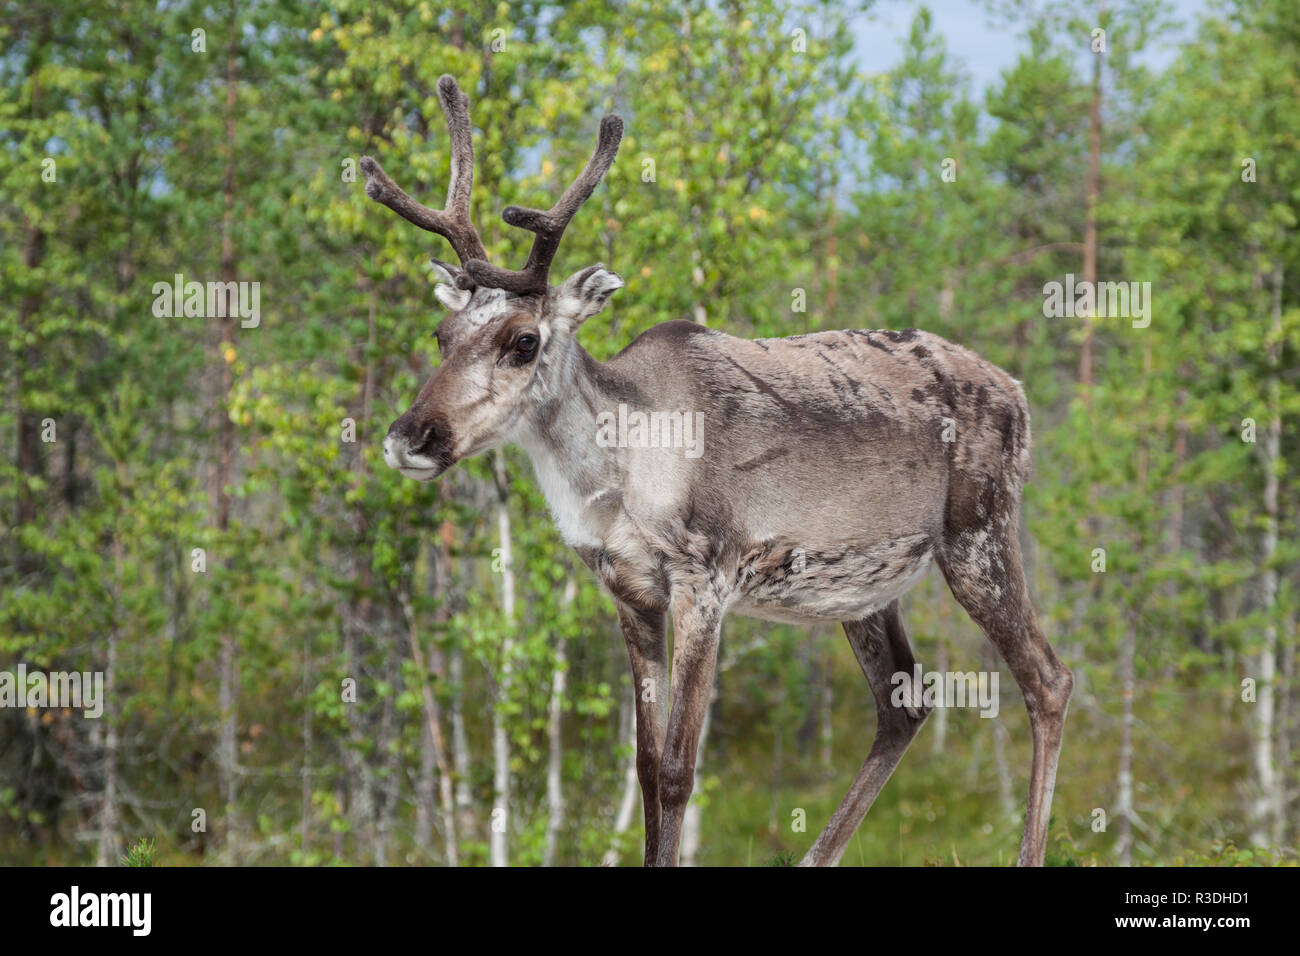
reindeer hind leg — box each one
[800,600,930,867]
[935,503,1073,867]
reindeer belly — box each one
[731,533,934,624]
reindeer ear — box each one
[430,258,472,310]
[553,264,624,330]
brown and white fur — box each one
[369,76,1072,866]
[383,277,1073,867]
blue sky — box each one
[851,0,1215,95]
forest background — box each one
[2,0,1297,866]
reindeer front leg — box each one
[615,603,669,864]
[654,575,726,867]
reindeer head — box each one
[363,76,624,481]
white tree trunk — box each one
[1115,614,1136,865]
[1250,267,1284,846]
[400,586,458,866]
[602,694,639,866]
[931,635,949,755]
[1277,615,1295,847]
[415,715,435,852]
[491,452,516,867]
[97,526,123,866]
[373,663,398,866]
[543,577,577,866]
[451,647,473,829]
[1117,340,1152,866]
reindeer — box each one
[363,76,1073,867]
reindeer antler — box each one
[360,75,487,285]
[361,76,623,296]
[462,114,624,296]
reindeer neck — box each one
[514,339,629,546]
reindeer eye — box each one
[515,333,539,356]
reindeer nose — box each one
[382,433,403,470]
[384,416,450,476]
[383,417,421,469]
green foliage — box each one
[1173,840,1298,868]
[120,838,156,868]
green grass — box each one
[120,838,156,867]
[690,664,1298,866]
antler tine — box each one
[464,114,624,295]
[359,75,488,278]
